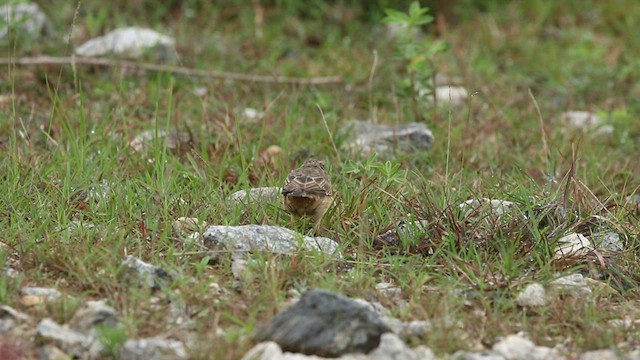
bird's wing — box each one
[283,167,332,197]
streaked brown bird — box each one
[282,158,333,234]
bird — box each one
[282,158,333,235]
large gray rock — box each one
[0,2,47,39]
[340,120,433,158]
[75,27,175,59]
[254,289,392,357]
[203,225,340,257]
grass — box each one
[1,0,640,358]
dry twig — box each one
[0,56,343,85]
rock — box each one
[459,198,518,217]
[120,337,188,360]
[256,145,284,171]
[121,256,175,291]
[561,111,613,136]
[20,287,62,306]
[584,278,619,298]
[375,282,402,300]
[374,219,429,249]
[452,352,506,360]
[243,108,263,121]
[229,187,282,205]
[202,225,340,257]
[35,318,104,359]
[433,86,469,106]
[549,273,592,298]
[68,300,119,334]
[253,289,392,357]
[38,345,72,360]
[129,129,196,154]
[172,217,206,236]
[591,232,624,253]
[393,320,432,341]
[75,27,175,60]
[365,333,437,360]
[0,305,30,333]
[242,335,435,360]
[579,349,619,360]
[492,334,563,360]
[608,317,640,329]
[340,120,434,158]
[515,283,547,307]
[0,2,47,39]
[553,233,593,260]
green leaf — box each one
[383,8,411,24]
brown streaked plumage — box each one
[282,159,333,234]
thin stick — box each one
[317,104,342,165]
[0,56,343,85]
[528,88,550,165]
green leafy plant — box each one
[383,1,448,121]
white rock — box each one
[203,225,341,257]
[561,111,601,129]
[579,349,619,360]
[121,337,188,360]
[553,233,593,260]
[229,187,282,205]
[459,198,518,217]
[434,86,468,106]
[0,3,46,39]
[75,27,175,59]
[492,334,563,360]
[515,283,547,307]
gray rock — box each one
[242,335,435,360]
[459,199,518,217]
[340,120,433,158]
[515,283,547,307]
[452,352,506,360]
[365,333,437,360]
[579,349,619,360]
[0,2,47,39]
[375,282,403,300]
[121,256,175,291]
[120,337,188,360]
[75,27,175,59]
[591,232,624,252]
[230,187,282,205]
[254,289,392,357]
[68,300,119,334]
[549,273,592,298]
[35,318,104,359]
[492,334,564,360]
[38,345,72,360]
[374,219,429,248]
[0,305,30,333]
[20,287,62,306]
[203,225,340,257]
